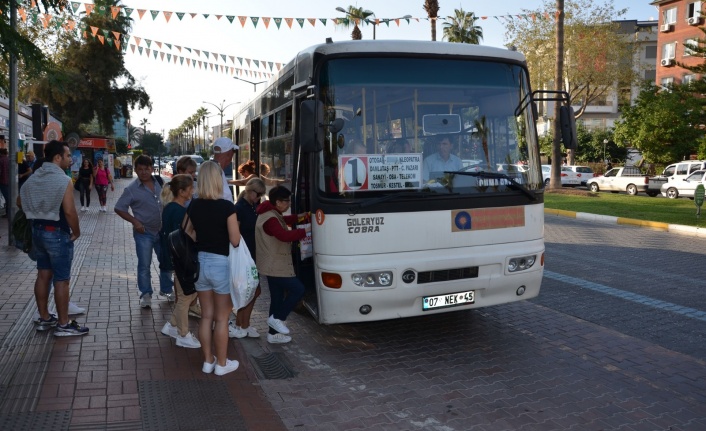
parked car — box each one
[660,170,706,199]
[647,160,706,197]
[541,164,583,187]
[586,166,649,195]
[563,165,595,186]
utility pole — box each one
[6,1,18,244]
[551,0,565,189]
[202,100,241,139]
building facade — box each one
[652,0,704,87]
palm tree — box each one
[335,6,374,40]
[140,118,149,133]
[442,9,483,44]
[423,0,440,41]
[128,124,142,148]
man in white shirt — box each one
[422,135,462,181]
[212,137,240,201]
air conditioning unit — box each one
[660,23,672,32]
[661,58,674,67]
[688,16,700,26]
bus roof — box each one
[297,39,527,63]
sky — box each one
[119,0,659,141]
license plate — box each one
[423,290,475,311]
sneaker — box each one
[161,322,178,338]
[202,356,216,374]
[35,314,58,331]
[68,302,86,315]
[214,359,240,376]
[176,332,201,349]
[228,323,247,339]
[245,326,260,338]
[267,316,290,335]
[159,291,175,302]
[54,320,89,337]
[267,333,292,344]
[80,206,86,212]
[140,294,152,309]
[188,305,202,318]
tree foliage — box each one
[335,6,374,40]
[423,0,440,41]
[613,82,704,164]
[442,9,483,44]
[504,0,639,118]
[26,0,151,135]
[140,132,165,157]
[0,0,70,93]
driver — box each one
[422,135,462,181]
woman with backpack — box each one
[93,158,114,212]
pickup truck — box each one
[646,160,706,197]
[586,166,649,195]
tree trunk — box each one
[551,0,565,188]
[431,17,437,41]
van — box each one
[646,160,706,196]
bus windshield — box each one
[317,57,542,198]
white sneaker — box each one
[32,301,85,321]
[161,322,178,338]
[202,356,216,374]
[267,316,290,335]
[267,333,292,344]
[245,326,260,338]
[68,302,86,315]
[228,322,247,339]
[80,206,86,212]
[214,359,240,376]
[140,294,152,309]
[176,332,201,348]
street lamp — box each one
[233,76,266,92]
[202,100,241,139]
[603,139,608,164]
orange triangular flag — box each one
[40,13,51,28]
[238,16,247,27]
[18,7,27,22]
[156,41,162,49]
[112,31,121,40]
[111,6,121,19]
[308,18,316,27]
[90,26,99,36]
[163,11,172,23]
[285,18,293,28]
[98,35,105,45]
[134,36,141,46]
[187,59,191,66]
[130,44,135,53]
[137,9,146,20]
[146,49,150,57]
[85,4,94,15]
[190,13,197,19]
[195,49,200,57]
[215,15,222,20]
[262,17,271,29]
[115,40,121,50]
[160,52,165,61]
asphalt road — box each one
[246,215,706,430]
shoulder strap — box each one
[153,174,164,186]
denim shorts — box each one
[195,252,230,295]
[33,227,74,282]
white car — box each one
[541,164,582,187]
[563,165,595,186]
[661,170,706,199]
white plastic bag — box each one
[0,191,5,216]
[229,239,259,309]
[299,222,312,260]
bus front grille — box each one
[417,267,479,284]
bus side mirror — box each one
[299,100,323,153]
[559,105,577,150]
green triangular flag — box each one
[165,43,172,50]
[203,14,209,19]
[253,60,259,68]
[123,7,133,17]
[176,12,185,21]
[185,47,192,53]
[296,18,305,28]
[107,38,114,47]
[221,54,227,62]
[102,29,110,37]
[319,18,327,26]
[71,2,81,14]
[251,17,259,28]
[145,39,152,48]
[226,16,235,24]
[167,54,172,61]
[273,18,282,29]
[237,57,243,65]
[124,34,131,42]
[138,46,143,55]
[153,51,158,59]
[150,10,159,20]
[180,57,184,65]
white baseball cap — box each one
[213,137,239,153]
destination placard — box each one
[339,153,422,192]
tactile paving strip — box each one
[139,380,246,431]
[249,352,297,380]
[0,410,70,430]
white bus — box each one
[232,40,571,324]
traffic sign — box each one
[695,184,705,207]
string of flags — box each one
[19,1,562,32]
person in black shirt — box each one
[77,159,93,211]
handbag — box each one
[229,239,259,310]
[168,202,199,296]
[73,180,80,191]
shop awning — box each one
[78,138,108,149]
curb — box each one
[544,208,706,238]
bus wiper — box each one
[355,191,444,210]
[444,170,537,201]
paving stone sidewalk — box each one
[0,176,286,431]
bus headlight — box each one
[351,271,393,287]
[508,255,537,273]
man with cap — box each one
[212,137,239,201]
